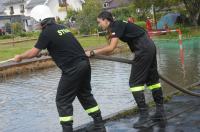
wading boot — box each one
[151,88,166,122]
[133,107,149,128]
[132,91,149,128]
[62,125,73,132]
[86,114,106,132]
[151,104,166,122]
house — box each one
[66,0,85,11]
[2,0,85,19]
[0,0,85,32]
[0,1,6,15]
[0,0,27,32]
[3,0,26,15]
[102,0,132,11]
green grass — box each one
[0,36,107,61]
[0,36,36,43]
[0,41,36,61]
[77,36,107,48]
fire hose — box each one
[92,55,200,97]
[0,53,199,97]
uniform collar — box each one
[108,21,115,28]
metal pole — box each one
[152,4,157,30]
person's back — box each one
[35,23,87,69]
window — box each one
[10,6,14,15]
[58,0,67,7]
[20,4,24,13]
[103,2,109,8]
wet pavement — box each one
[100,89,200,132]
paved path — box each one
[105,90,200,132]
[75,89,200,132]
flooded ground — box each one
[0,37,200,132]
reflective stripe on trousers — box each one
[147,83,161,90]
[130,83,161,92]
[86,105,100,114]
[130,85,145,92]
[59,116,73,122]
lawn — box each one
[0,36,107,61]
[1,26,199,61]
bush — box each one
[0,34,14,39]
[70,28,79,35]
[0,31,40,39]
[18,31,40,38]
[76,0,102,35]
[111,3,136,21]
[11,22,23,34]
[135,21,146,28]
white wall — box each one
[47,0,67,20]
[67,0,85,11]
[4,4,25,15]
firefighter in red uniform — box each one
[146,17,152,31]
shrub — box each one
[11,22,23,34]
[18,31,40,38]
[70,28,79,35]
[135,21,146,28]
[0,34,14,39]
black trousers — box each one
[56,60,100,127]
[129,35,160,91]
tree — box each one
[76,0,102,34]
[133,0,200,26]
[111,2,136,21]
[182,0,200,26]
[133,0,181,20]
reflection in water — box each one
[0,38,200,132]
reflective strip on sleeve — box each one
[59,116,73,122]
[147,83,161,90]
[130,85,145,92]
[86,105,100,114]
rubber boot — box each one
[132,91,149,128]
[86,113,106,132]
[151,88,166,122]
[151,104,166,122]
[133,107,149,128]
[62,124,73,132]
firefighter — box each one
[146,16,153,31]
[13,5,105,132]
[86,11,166,128]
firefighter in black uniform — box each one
[86,11,166,128]
[13,5,106,132]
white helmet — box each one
[30,5,54,22]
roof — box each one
[26,0,47,9]
[0,0,6,13]
[3,0,25,5]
